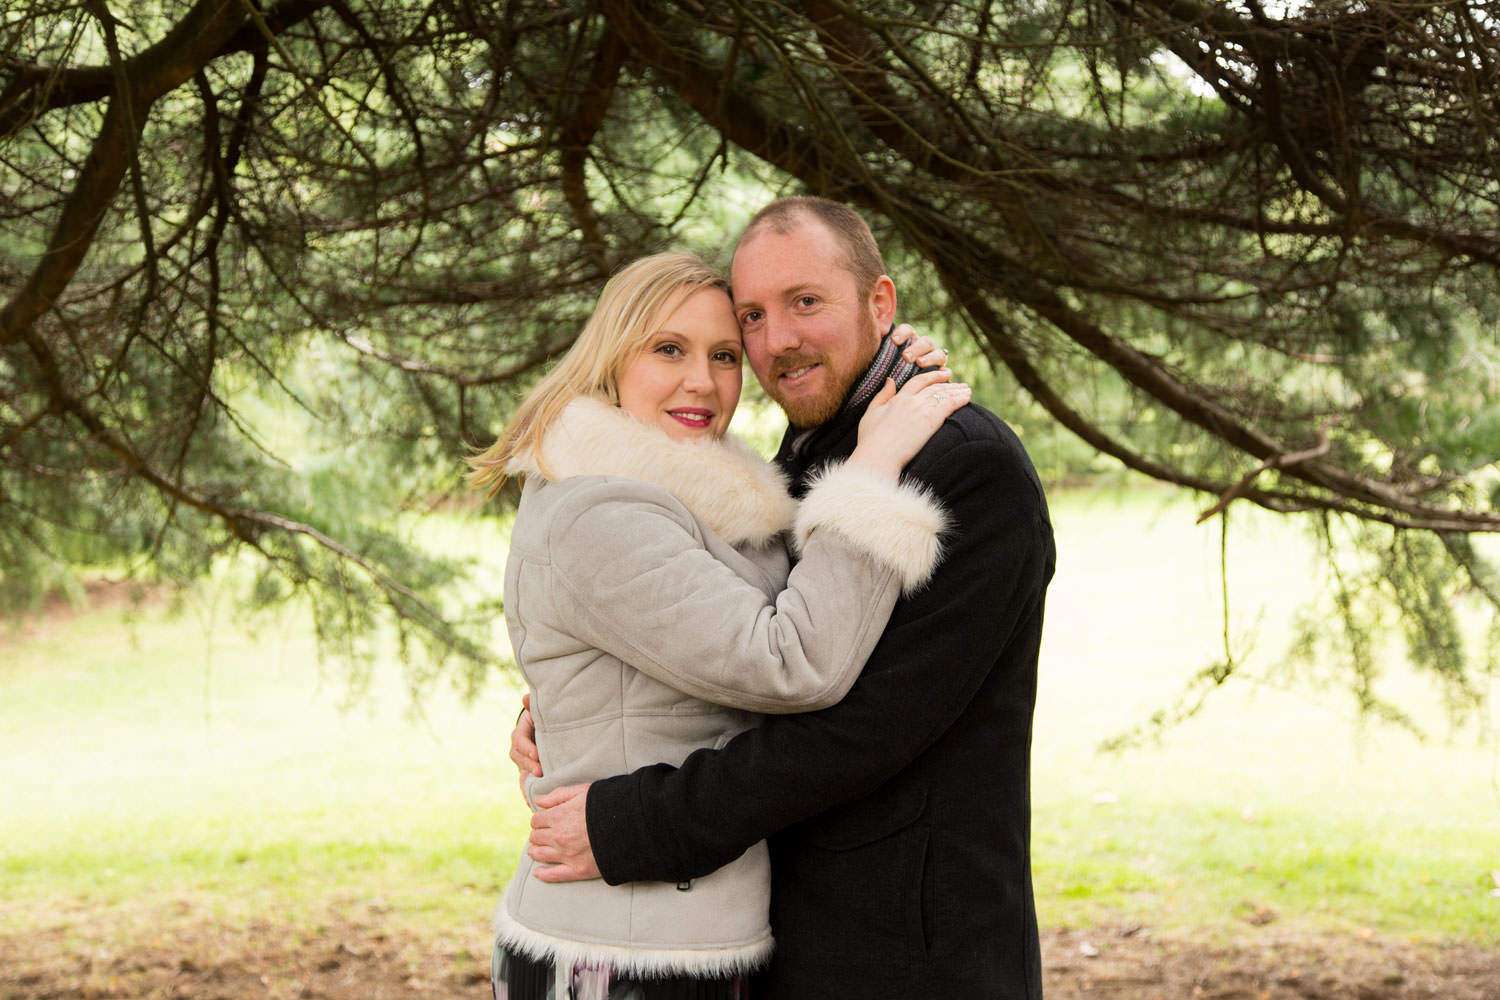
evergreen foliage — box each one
[2,0,1497,707]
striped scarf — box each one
[843,330,920,413]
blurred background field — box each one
[4,481,1496,951]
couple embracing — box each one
[467,197,1055,999]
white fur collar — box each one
[506,396,796,546]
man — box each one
[519,197,1055,998]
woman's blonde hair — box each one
[465,252,729,498]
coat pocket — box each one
[774,788,931,980]
[795,784,926,849]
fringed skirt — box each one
[492,940,752,1000]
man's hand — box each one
[510,693,541,798]
[527,783,601,883]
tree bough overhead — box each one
[3,1,1497,709]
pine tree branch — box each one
[0,0,330,139]
[0,0,260,354]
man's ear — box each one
[869,275,897,330]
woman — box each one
[466,253,968,1000]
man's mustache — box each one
[767,354,826,379]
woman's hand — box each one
[511,692,542,798]
[848,370,971,481]
[889,323,949,369]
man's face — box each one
[731,218,890,428]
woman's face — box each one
[617,286,742,441]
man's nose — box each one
[763,312,800,355]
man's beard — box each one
[764,316,881,428]
[765,353,856,428]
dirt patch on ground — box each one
[2,911,1496,1000]
[1044,925,1499,999]
[0,908,490,1000]
[0,579,173,648]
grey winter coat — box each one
[492,396,947,977]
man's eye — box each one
[741,311,762,325]
[797,295,817,308]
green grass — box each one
[2,483,1497,946]
[1030,482,1500,942]
[0,593,528,938]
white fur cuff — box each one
[794,462,948,593]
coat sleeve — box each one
[543,462,947,715]
[584,436,1053,882]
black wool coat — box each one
[586,394,1056,1000]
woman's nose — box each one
[682,359,714,392]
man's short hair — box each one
[737,196,886,296]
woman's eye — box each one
[656,343,682,357]
[714,350,740,364]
